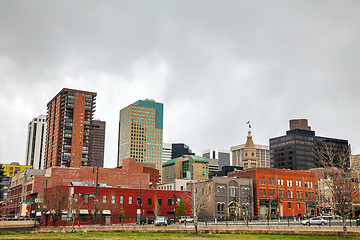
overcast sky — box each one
[1,1,359,168]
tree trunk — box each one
[342,217,347,237]
[194,221,198,234]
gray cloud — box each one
[1,0,360,167]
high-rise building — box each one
[231,137,270,168]
[117,99,163,180]
[89,120,106,167]
[202,149,230,171]
[162,143,172,164]
[25,115,47,169]
[171,143,195,159]
[270,119,349,170]
[44,88,97,169]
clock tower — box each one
[242,130,258,170]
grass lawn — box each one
[0,231,360,240]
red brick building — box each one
[6,159,150,217]
[228,168,317,217]
[70,186,190,218]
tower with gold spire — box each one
[242,124,258,169]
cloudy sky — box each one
[1,1,359,168]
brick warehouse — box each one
[228,168,316,217]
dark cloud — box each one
[1,0,360,167]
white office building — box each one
[162,143,172,164]
[25,115,47,169]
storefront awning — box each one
[307,203,316,208]
[102,210,111,215]
[80,209,89,214]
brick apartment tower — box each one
[44,88,97,169]
[89,120,106,167]
[117,99,163,181]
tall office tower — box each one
[162,143,172,164]
[171,143,195,159]
[89,120,106,167]
[117,99,164,180]
[231,144,270,168]
[202,149,230,171]
[25,115,47,169]
[44,88,97,169]
[270,119,349,170]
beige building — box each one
[241,131,258,170]
[231,143,269,168]
[190,176,253,219]
[162,155,209,183]
[350,154,360,172]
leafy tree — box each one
[175,199,186,216]
[154,198,161,217]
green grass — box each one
[0,232,359,240]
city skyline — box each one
[1,1,360,168]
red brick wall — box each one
[229,168,317,217]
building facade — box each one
[162,143,172,165]
[157,179,192,191]
[44,88,97,169]
[202,149,230,171]
[25,115,47,169]
[231,144,270,168]
[5,158,151,217]
[228,168,317,217]
[270,119,349,170]
[162,155,209,183]
[117,99,163,181]
[350,154,360,172]
[171,143,195,159]
[89,120,106,167]
[192,177,254,219]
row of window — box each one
[259,177,313,188]
[77,194,175,206]
[259,189,315,199]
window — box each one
[272,178,275,185]
[310,182,313,188]
[281,179,284,186]
[288,190,290,198]
[260,189,263,197]
[129,196,133,205]
[263,178,266,185]
[229,187,236,197]
[291,190,293,198]
[158,197,162,205]
[137,197,142,205]
[298,203,300,209]
[120,196,124,204]
[288,202,291,208]
[269,178,272,185]
[287,180,289,186]
[305,192,308,199]
[84,195,89,204]
[299,181,302,188]
[259,177,262,185]
[282,190,284,198]
[103,195,107,203]
[278,179,280,185]
[296,191,299,199]
[296,180,298,187]
[300,191,302,199]
[290,180,293,187]
[305,181,308,188]
[111,195,115,204]
[148,197,152,205]
[168,198,172,205]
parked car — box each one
[138,216,154,225]
[332,215,343,220]
[180,216,194,223]
[320,213,332,220]
[301,217,328,226]
[154,216,174,226]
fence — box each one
[34,214,360,228]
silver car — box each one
[301,217,328,226]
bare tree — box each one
[313,141,357,237]
[46,185,69,227]
[186,180,214,234]
[154,197,161,217]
